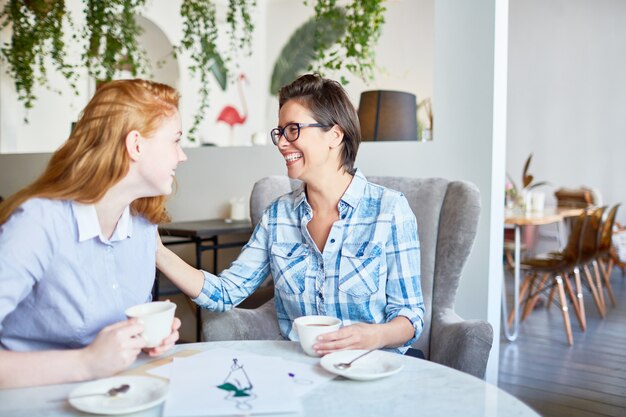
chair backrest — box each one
[561,211,588,263]
[598,204,620,253]
[250,176,302,226]
[555,188,594,208]
[248,175,482,359]
[580,206,606,258]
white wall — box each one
[507,0,626,223]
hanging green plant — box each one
[178,0,222,141]
[308,0,386,83]
[226,0,256,59]
[82,0,149,81]
[0,0,78,113]
[0,0,380,142]
[178,0,255,141]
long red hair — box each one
[0,79,180,225]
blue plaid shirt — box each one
[193,170,424,352]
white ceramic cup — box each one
[294,315,341,357]
[124,301,176,348]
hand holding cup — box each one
[294,315,341,357]
[124,301,177,348]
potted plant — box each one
[506,153,548,212]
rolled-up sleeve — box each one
[192,214,271,311]
[384,195,424,347]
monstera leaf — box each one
[270,8,347,95]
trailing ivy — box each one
[82,0,148,81]
[0,0,78,114]
[0,0,381,140]
[178,0,221,141]
[226,0,255,59]
[180,0,255,141]
[307,0,386,83]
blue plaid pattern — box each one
[193,170,424,352]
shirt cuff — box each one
[191,270,222,310]
[387,307,424,347]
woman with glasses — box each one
[157,74,424,355]
[0,79,185,388]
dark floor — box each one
[498,261,626,417]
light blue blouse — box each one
[0,199,156,351]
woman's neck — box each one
[94,180,136,239]
[305,169,353,213]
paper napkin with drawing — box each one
[150,348,336,401]
[162,349,302,416]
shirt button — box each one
[341,214,346,219]
[318,292,324,300]
[106,246,112,252]
[330,238,335,243]
[287,252,292,257]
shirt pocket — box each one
[339,242,383,297]
[271,242,309,295]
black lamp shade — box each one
[358,90,418,141]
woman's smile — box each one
[283,152,303,166]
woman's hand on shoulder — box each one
[313,323,383,355]
[144,317,181,357]
[80,318,146,379]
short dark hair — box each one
[278,74,360,174]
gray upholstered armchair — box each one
[201,176,493,378]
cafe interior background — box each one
[1,0,625,386]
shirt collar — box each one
[72,202,133,243]
[340,168,367,209]
[293,182,307,209]
[291,168,367,210]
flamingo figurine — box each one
[216,73,248,144]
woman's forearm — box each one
[0,349,90,389]
[380,316,415,348]
[156,243,205,298]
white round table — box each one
[0,340,539,417]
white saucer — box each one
[320,350,404,381]
[68,376,168,415]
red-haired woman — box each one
[0,79,186,388]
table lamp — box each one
[357,90,418,141]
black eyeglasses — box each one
[270,122,330,145]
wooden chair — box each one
[575,207,608,317]
[597,204,621,307]
[515,211,589,345]
[554,188,594,209]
